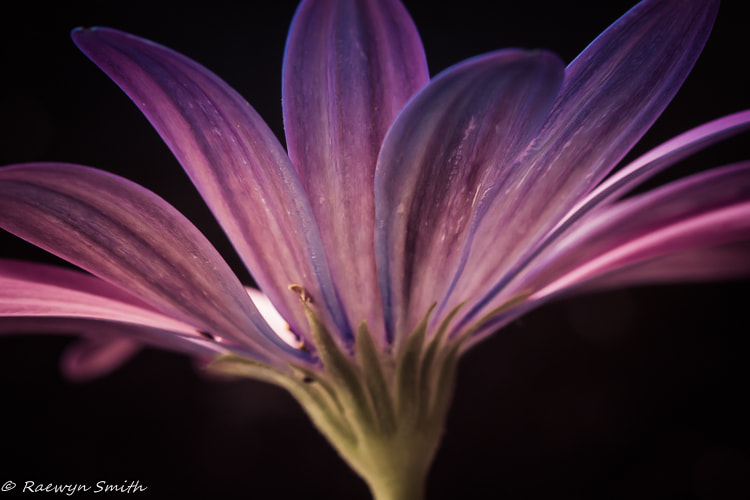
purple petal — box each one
[528,0,718,201]
[72,27,347,344]
[0,317,231,364]
[560,110,750,229]
[446,0,720,328]
[282,0,429,341]
[374,50,564,340]
[0,259,198,334]
[523,161,750,299]
[61,338,140,382]
[463,164,750,342]
[575,241,750,292]
[0,259,248,376]
[461,110,750,324]
[0,163,309,366]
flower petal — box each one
[72,27,346,344]
[0,163,310,366]
[0,259,247,377]
[464,164,750,342]
[282,0,429,341]
[374,50,564,340]
[575,241,750,292]
[0,317,230,364]
[245,287,302,350]
[446,0,720,328]
[61,338,140,382]
[461,110,750,325]
[524,161,750,299]
[0,259,198,334]
[526,0,718,202]
[559,110,750,231]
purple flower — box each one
[1,0,748,497]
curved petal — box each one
[374,50,564,341]
[463,165,750,342]
[246,287,302,350]
[466,212,750,344]
[0,163,310,366]
[72,27,347,345]
[0,259,198,334]
[449,0,720,327]
[574,241,750,292]
[559,110,750,226]
[458,110,750,327]
[0,317,230,363]
[0,260,236,379]
[61,338,141,382]
[282,0,429,341]
[525,0,718,203]
[524,161,750,299]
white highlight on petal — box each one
[245,287,303,349]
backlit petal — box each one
[283,0,429,341]
[72,27,346,344]
[525,0,718,203]
[575,241,750,292]
[462,110,750,327]
[0,259,198,334]
[0,317,231,364]
[525,162,750,299]
[449,0,719,328]
[0,163,310,366]
[374,50,564,341]
[558,110,750,231]
[61,338,140,382]
[464,165,750,341]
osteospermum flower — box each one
[1,0,748,497]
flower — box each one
[1,0,748,498]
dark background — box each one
[1,1,749,498]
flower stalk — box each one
[210,294,465,500]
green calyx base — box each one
[208,301,468,500]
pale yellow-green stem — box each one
[208,290,531,499]
[208,300,466,500]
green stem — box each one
[208,301,466,500]
[339,424,441,500]
[367,469,425,500]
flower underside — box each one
[209,288,529,498]
[0,0,748,499]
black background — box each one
[1,1,749,498]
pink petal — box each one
[282,0,429,342]
[72,27,347,344]
[0,163,309,366]
[374,50,564,340]
[558,110,750,231]
[466,110,750,323]
[0,259,198,334]
[446,0,720,329]
[524,162,750,299]
[0,259,249,376]
[576,241,750,292]
[524,0,718,205]
[61,338,140,382]
[463,165,750,343]
[0,317,231,362]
